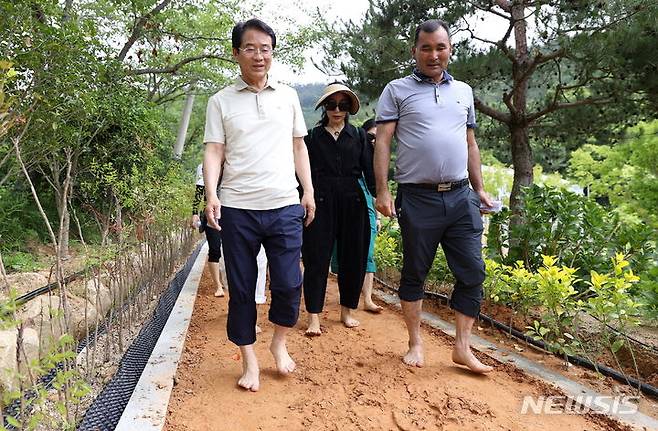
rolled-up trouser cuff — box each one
[268,282,301,328]
[449,284,483,318]
[339,299,359,309]
[398,283,425,302]
[269,312,298,328]
[227,300,257,346]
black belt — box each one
[401,178,470,192]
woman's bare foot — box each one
[340,306,360,328]
[270,340,296,375]
[364,301,383,314]
[214,286,225,297]
[305,313,321,336]
[237,347,259,391]
[403,342,424,367]
[452,346,493,374]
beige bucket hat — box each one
[314,83,360,115]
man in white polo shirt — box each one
[203,18,315,392]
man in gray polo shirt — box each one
[375,19,494,374]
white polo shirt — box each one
[204,76,307,210]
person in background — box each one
[302,83,375,336]
[330,118,383,313]
[191,163,225,298]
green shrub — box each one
[636,266,658,322]
[586,254,643,350]
[0,186,45,252]
[486,254,642,357]
[485,259,538,319]
[568,121,658,230]
[374,219,401,270]
[487,184,656,293]
[3,251,42,273]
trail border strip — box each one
[374,290,658,431]
[112,242,208,431]
[77,241,205,431]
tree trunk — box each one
[0,250,8,291]
[508,1,533,214]
[61,208,70,258]
[56,195,70,259]
[49,161,70,259]
[509,124,534,212]
[63,0,74,21]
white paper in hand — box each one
[480,200,503,214]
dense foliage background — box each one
[0,0,317,263]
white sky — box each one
[263,0,371,84]
[258,0,510,85]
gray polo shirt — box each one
[376,71,476,184]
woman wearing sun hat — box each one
[302,82,375,336]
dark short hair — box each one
[413,19,450,46]
[232,19,276,50]
[362,118,376,132]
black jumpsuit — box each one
[302,123,375,312]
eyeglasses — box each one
[324,100,351,112]
[366,132,376,143]
[239,46,273,57]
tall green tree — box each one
[1,0,115,257]
[0,0,317,256]
[568,121,658,229]
[320,0,657,211]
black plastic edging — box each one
[373,275,658,398]
[1,241,203,430]
[76,241,203,431]
[589,313,658,355]
[3,270,100,428]
[15,271,85,305]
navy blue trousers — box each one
[220,204,304,345]
[395,184,485,318]
[204,225,222,263]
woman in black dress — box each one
[302,83,375,336]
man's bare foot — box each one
[214,286,225,297]
[255,324,262,334]
[340,306,360,328]
[270,341,296,375]
[403,342,424,367]
[237,351,259,391]
[364,302,383,314]
[452,346,493,374]
[305,313,321,336]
